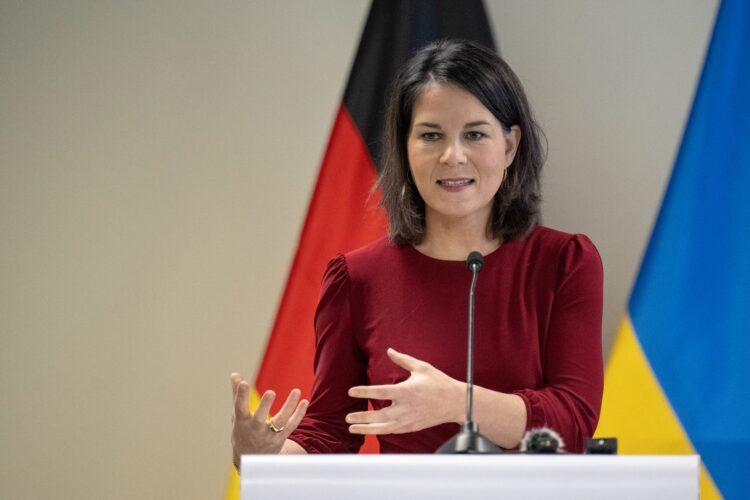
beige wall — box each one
[0,1,717,498]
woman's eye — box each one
[421,132,441,141]
[466,131,486,141]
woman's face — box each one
[407,83,520,233]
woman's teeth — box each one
[438,179,473,186]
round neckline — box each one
[404,240,506,264]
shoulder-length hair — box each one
[377,39,546,245]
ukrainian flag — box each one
[596,1,750,498]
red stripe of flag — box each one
[254,105,385,451]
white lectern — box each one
[241,454,699,499]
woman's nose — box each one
[440,140,467,166]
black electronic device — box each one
[585,437,618,454]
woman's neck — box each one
[414,215,501,261]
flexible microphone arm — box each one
[435,251,501,454]
[465,252,482,424]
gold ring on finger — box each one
[268,420,285,433]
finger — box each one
[282,399,309,436]
[252,390,276,423]
[348,384,396,400]
[271,388,301,426]
[348,422,392,435]
[231,372,244,398]
[345,409,389,425]
[233,380,252,418]
[386,347,424,372]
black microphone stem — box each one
[435,251,500,454]
[466,266,479,424]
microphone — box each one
[436,251,501,454]
[520,427,564,453]
[467,251,483,272]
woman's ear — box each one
[505,125,521,166]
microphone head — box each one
[520,427,565,453]
[466,251,484,272]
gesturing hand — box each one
[345,348,464,435]
[230,373,308,468]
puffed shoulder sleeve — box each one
[287,254,368,453]
[514,234,604,452]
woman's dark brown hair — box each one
[377,39,546,245]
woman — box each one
[231,39,603,463]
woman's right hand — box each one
[231,372,309,467]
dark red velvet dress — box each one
[289,225,603,453]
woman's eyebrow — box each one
[464,120,492,128]
[413,120,492,129]
[413,122,441,129]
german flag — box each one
[228,1,494,496]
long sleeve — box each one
[287,255,368,453]
[513,234,604,452]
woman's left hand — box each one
[345,348,465,435]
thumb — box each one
[386,347,424,372]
